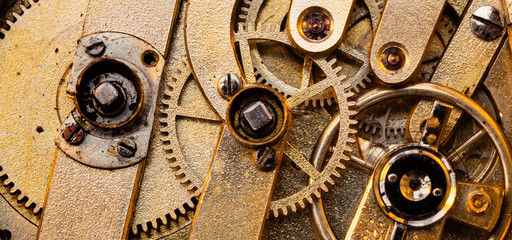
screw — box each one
[467,191,491,213]
[92,82,126,116]
[301,11,331,40]
[387,173,398,183]
[432,188,443,197]
[218,73,241,98]
[85,38,106,57]
[62,124,85,145]
[380,46,406,71]
[471,6,504,40]
[117,139,137,157]
[255,147,276,170]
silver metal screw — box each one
[117,139,137,157]
[218,73,241,98]
[471,6,504,40]
[85,38,106,57]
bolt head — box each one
[85,38,106,56]
[117,139,137,157]
[92,82,126,116]
[242,101,274,131]
[218,73,241,98]
[471,6,504,40]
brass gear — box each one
[235,0,375,107]
[161,47,359,218]
[0,0,196,237]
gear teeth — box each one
[313,190,322,198]
[306,195,314,204]
[298,200,306,209]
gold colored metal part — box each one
[0,0,88,217]
[38,151,144,239]
[83,0,179,55]
[345,175,445,240]
[408,0,506,143]
[369,0,446,84]
[39,0,179,238]
[189,128,288,239]
[2,0,512,239]
[287,0,355,54]
[449,182,503,231]
[185,0,243,118]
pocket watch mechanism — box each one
[0,0,512,239]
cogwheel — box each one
[0,0,38,39]
[164,14,360,218]
[235,0,377,107]
[0,0,197,237]
[0,0,86,223]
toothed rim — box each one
[234,22,373,107]
[0,0,44,223]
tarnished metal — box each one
[38,152,145,239]
[189,128,288,239]
[449,182,503,231]
[56,32,165,168]
[82,0,179,55]
[38,0,179,239]
[311,83,512,239]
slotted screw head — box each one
[471,6,504,40]
[218,73,241,98]
[62,124,85,145]
[85,38,106,56]
[255,147,276,170]
[117,139,137,157]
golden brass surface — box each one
[369,0,446,84]
[2,0,512,239]
[287,0,355,54]
[408,0,506,143]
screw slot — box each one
[62,124,85,145]
[471,6,504,40]
[217,73,241,98]
[117,139,137,157]
[142,50,159,67]
[255,147,277,170]
[85,38,106,57]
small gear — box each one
[234,0,377,107]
